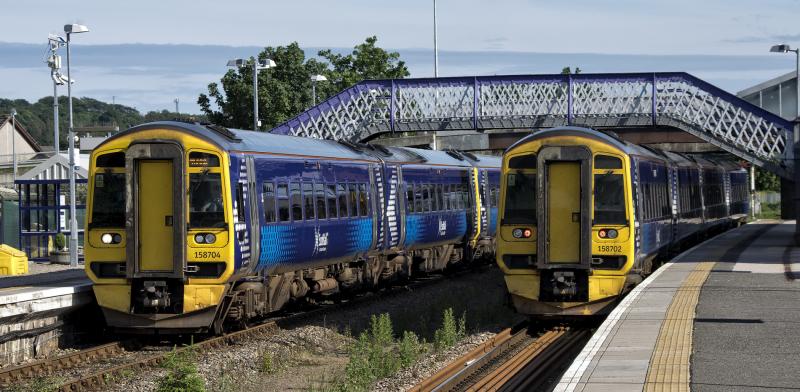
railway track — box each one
[1,264,492,391]
[412,323,591,392]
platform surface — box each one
[555,221,800,392]
[0,268,90,306]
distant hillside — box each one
[0,97,205,150]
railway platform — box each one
[555,220,800,392]
[0,269,92,365]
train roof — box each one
[100,121,500,168]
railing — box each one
[271,72,795,177]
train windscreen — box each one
[503,172,537,224]
[91,172,126,227]
[189,172,226,228]
[594,173,626,224]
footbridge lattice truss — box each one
[270,72,795,177]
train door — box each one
[127,142,185,279]
[536,146,592,268]
[138,161,174,271]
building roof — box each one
[736,71,796,97]
[0,115,43,152]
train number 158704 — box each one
[597,245,622,253]
[193,251,221,259]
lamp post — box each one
[64,23,89,267]
[47,35,70,155]
[770,44,800,129]
[433,0,439,77]
[310,74,327,106]
[227,57,276,131]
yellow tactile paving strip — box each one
[644,261,714,392]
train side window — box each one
[595,155,622,169]
[438,184,445,211]
[442,184,450,211]
[358,184,369,217]
[263,182,276,223]
[277,183,290,222]
[406,183,415,213]
[423,184,432,212]
[348,184,359,217]
[289,183,302,221]
[326,185,338,219]
[432,184,440,211]
[337,184,348,217]
[315,183,327,220]
[302,182,315,220]
[414,183,423,212]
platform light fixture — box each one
[310,74,327,106]
[769,44,800,125]
[227,57,276,131]
[64,23,89,267]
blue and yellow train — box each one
[85,121,500,333]
[496,126,749,316]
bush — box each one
[156,347,206,392]
[54,232,66,251]
[434,308,466,351]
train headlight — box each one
[204,233,216,244]
[112,233,122,244]
[607,229,619,239]
[512,228,523,238]
[194,234,206,244]
[101,233,113,244]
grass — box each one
[156,346,206,392]
[332,308,467,392]
[757,202,781,220]
[8,376,66,392]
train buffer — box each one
[555,221,800,392]
[0,269,92,365]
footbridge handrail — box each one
[270,72,795,176]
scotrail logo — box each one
[438,219,447,236]
[314,227,329,255]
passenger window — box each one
[315,183,326,220]
[348,184,359,217]
[337,184,348,217]
[263,182,276,223]
[442,184,450,211]
[277,183,289,222]
[437,184,444,211]
[303,183,315,220]
[327,185,338,219]
[423,184,431,212]
[595,155,623,169]
[289,183,302,221]
[407,184,415,213]
[358,184,368,217]
[415,184,423,212]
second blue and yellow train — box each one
[497,126,749,316]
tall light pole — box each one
[310,74,327,106]
[174,98,179,115]
[10,109,17,181]
[65,23,89,267]
[433,0,439,77]
[769,44,800,127]
[47,35,69,155]
[227,57,276,131]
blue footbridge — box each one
[271,72,797,179]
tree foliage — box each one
[755,166,780,192]
[0,97,200,150]
[198,36,409,131]
[561,66,582,75]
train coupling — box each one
[138,280,172,308]
[551,271,577,296]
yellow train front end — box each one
[85,124,235,333]
[496,128,635,316]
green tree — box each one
[198,36,409,131]
[755,166,780,192]
[561,66,582,75]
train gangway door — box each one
[547,162,581,263]
[138,160,174,271]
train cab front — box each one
[497,129,634,317]
[84,126,234,333]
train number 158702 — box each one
[597,245,622,253]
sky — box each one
[1,0,799,114]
